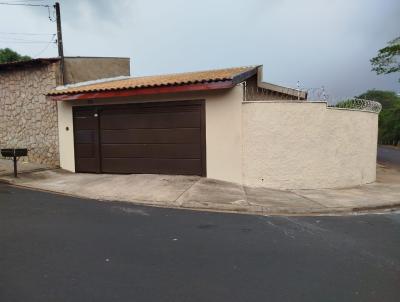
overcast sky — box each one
[0,0,399,99]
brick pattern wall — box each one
[0,63,59,166]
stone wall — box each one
[0,63,59,166]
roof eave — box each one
[48,80,236,101]
[231,66,260,85]
[258,81,307,99]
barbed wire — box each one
[327,98,382,113]
[245,85,382,113]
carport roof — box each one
[47,66,259,100]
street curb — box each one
[260,203,400,216]
[0,178,12,185]
[1,179,400,217]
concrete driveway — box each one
[1,163,400,215]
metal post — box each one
[297,81,300,101]
[13,156,17,178]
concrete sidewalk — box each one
[1,163,400,215]
[0,158,52,176]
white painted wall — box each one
[242,101,378,189]
[57,101,75,172]
[205,87,243,183]
[56,86,244,183]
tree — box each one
[357,90,399,109]
[370,37,400,81]
[378,102,400,145]
[0,48,31,64]
[356,90,400,146]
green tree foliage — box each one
[335,99,354,109]
[357,90,400,146]
[378,104,400,145]
[370,37,400,81]
[358,90,399,109]
[0,48,31,64]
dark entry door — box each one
[73,107,101,173]
[73,101,206,176]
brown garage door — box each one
[73,101,206,176]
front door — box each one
[73,107,101,173]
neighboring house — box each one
[47,65,379,189]
[0,56,130,165]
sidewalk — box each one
[1,161,399,216]
[0,158,53,176]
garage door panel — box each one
[101,144,201,159]
[101,105,200,116]
[74,108,96,117]
[74,117,97,130]
[75,158,99,173]
[75,130,96,144]
[101,128,201,144]
[74,101,205,176]
[102,158,202,175]
[101,112,200,129]
[75,143,96,158]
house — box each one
[0,56,130,165]
[47,65,379,189]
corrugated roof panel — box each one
[48,66,257,95]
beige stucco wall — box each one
[205,86,243,183]
[63,57,130,84]
[57,85,244,183]
[57,91,378,189]
[242,101,378,189]
[0,63,60,166]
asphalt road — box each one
[1,183,399,302]
[378,146,400,166]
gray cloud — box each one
[0,0,399,98]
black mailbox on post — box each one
[1,148,28,177]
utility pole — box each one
[54,2,64,84]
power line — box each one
[0,31,55,36]
[32,33,56,57]
[3,0,50,2]
[0,37,53,42]
[0,33,57,44]
[0,39,55,43]
[1,1,64,81]
[0,2,50,7]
